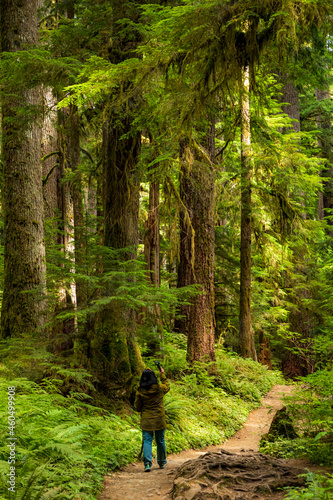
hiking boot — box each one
[159,464,166,469]
[144,464,151,472]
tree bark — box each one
[258,330,272,369]
[279,76,314,377]
[103,116,140,254]
[57,104,88,361]
[239,67,257,360]
[144,181,160,286]
[315,87,333,228]
[89,112,144,390]
[88,0,145,389]
[42,88,60,221]
[176,125,216,364]
[0,0,47,338]
[281,80,301,133]
[58,103,86,306]
[143,180,161,355]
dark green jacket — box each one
[134,373,170,431]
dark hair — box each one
[139,369,158,388]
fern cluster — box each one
[0,373,141,499]
[0,336,282,499]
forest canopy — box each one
[1,0,331,375]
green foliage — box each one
[0,374,142,499]
[284,472,333,500]
[162,372,273,453]
[44,215,201,353]
[214,347,283,401]
[2,0,333,495]
[156,331,189,378]
[260,370,333,466]
[0,339,281,498]
[142,344,282,453]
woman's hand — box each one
[160,367,165,374]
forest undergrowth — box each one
[0,338,281,500]
[260,369,333,499]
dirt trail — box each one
[98,385,300,500]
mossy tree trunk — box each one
[316,87,333,229]
[42,89,60,221]
[39,1,60,223]
[144,181,160,287]
[68,105,87,311]
[239,67,257,361]
[60,3,87,312]
[279,77,315,377]
[176,126,216,364]
[281,79,301,134]
[143,180,161,354]
[57,103,87,360]
[90,113,144,391]
[0,0,47,338]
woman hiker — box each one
[134,366,170,472]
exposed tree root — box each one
[172,449,306,499]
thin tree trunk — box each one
[68,105,87,310]
[176,123,216,364]
[239,67,257,360]
[0,0,47,338]
[63,4,87,311]
[53,107,76,347]
[57,104,87,361]
[143,180,161,354]
[280,76,314,377]
[144,181,160,286]
[315,87,333,227]
[58,104,86,303]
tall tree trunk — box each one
[0,0,46,338]
[279,76,315,377]
[144,181,160,286]
[62,3,87,311]
[58,105,85,288]
[281,80,301,133]
[143,180,161,354]
[316,87,333,227]
[42,89,60,221]
[48,1,78,348]
[57,104,87,360]
[88,0,145,390]
[90,113,144,391]
[38,0,60,223]
[104,116,140,254]
[176,124,216,364]
[68,105,86,310]
[239,67,257,360]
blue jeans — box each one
[142,428,167,468]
